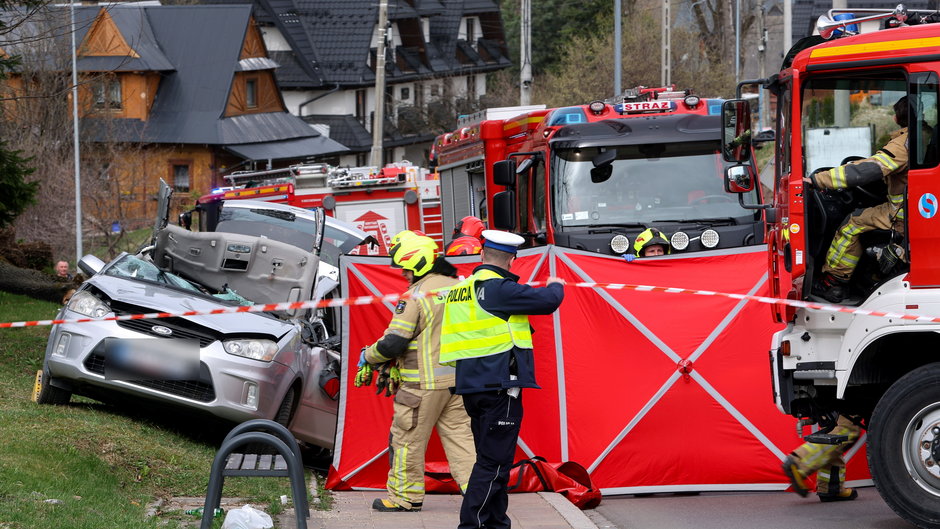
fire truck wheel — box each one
[869,362,940,529]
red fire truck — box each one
[432,86,767,255]
[194,162,443,254]
[724,5,940,526]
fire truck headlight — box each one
[671,231,690,251]
[610,235,630,255]
[684,95,701,108]
[701,229,720,248]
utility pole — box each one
[661,0,670,87]
[734,0,741,85]
[520,0,532,105]
[369,0,388,168]
[70,0,82,262]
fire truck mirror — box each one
[492,190,516,231]
[724,164,755,194]
[721,99,752,163]
[493,160,517,187]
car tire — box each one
[274,386,296,428]
[869,362,940,529]
[32,368,71,405]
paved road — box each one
[586,488,916,529]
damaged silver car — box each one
[34,182,367,451]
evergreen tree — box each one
[0,142,37,228]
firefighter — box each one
[806,96,912,303]
[445,216,485,256]
[440,230,565,529]
[782,415,862,502]
[361,231,475,512]
[633,228,671,257]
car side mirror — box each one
[78,254,107,277]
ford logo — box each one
[151,325,173,336]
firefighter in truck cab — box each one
[805,96,912,304]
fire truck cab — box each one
[724,5,940,526]
[433,87,766,256]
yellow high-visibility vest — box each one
[439,269,532,366]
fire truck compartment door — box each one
[152,224,318,307]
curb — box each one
[537,492,600,529]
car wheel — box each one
[32,368,71,405]
[869,362,940,529]
[274,386,296,428]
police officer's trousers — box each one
[458,389,523,529]
[386,386,475,509]
[791,415,861,495]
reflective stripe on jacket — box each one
[439,269,533,366]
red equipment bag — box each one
[508,457,602,509]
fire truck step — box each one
[804,432,849,445]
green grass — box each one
[0,291,323,528]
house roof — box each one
[791,1,937,42]
[242,0,510,88]
[3,4,347,159]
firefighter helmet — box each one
[390,231,438,276]
[445,235,483,256]
[453,216,485,239]
[633,228,670,257]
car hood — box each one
[87,275,294,339]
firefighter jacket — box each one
[439,264,564,395]
[811,128,908,217]
[364,272,458,390]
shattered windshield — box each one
[552,142,757,227]
[104,254,252,305]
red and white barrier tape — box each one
[2,281,938,329]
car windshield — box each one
[552,141,757,227]
[104,254,203,292]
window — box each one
[355,89,367,125]
[430,83,440,97]
[533,159,546,232]
[92,77,122,109]
[911,72,939,169]
[173,164,190,192]
[400,86,410,101]
[465,17,477,48]
[246,78,258,108]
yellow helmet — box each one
[633,228,670,257]
[389,231,438,276]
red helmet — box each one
[445,235,483,256]
[453,216,484,240]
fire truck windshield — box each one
[552,142,757,227]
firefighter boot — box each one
[812,273,848,304]
[781,456,809,497]
[816,464,858,502]
[372,498,422,512]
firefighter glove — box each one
[375,364,390,395]
[354,363,374,388]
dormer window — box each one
[93,77,122,109]
[246,77,258,108]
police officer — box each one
[440,230,565,529]
[362,231,475,512]
[806,96,912,303]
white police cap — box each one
[481,230,525,254]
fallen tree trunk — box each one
[0,260,76,303]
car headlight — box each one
[223,339,278,362]
[67,291,110,319]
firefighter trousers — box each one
[458,389,523,529]
[386,386,474,509]
[823,201,904,280]
[791,416,861,494]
